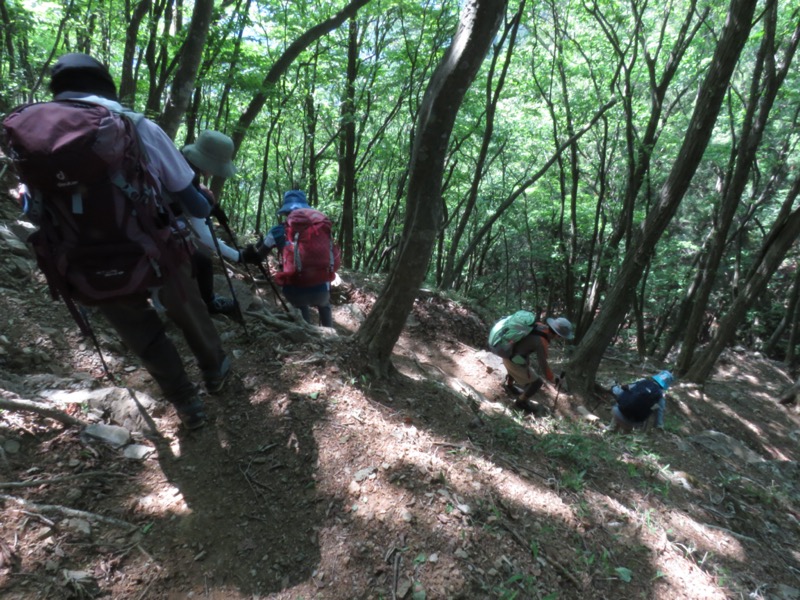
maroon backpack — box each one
[2,99,191,328]
[274,208,341,287]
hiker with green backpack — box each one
[488,312,574,413]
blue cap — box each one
[277,190,310,215]
[651,370,674,390]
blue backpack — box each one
[615,379,663,422]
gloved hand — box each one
[239,244,261,264]
[511,355,526,366]
[267,224,286,250]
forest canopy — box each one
[1,0,799,387]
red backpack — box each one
[275,208,341,287]
[2,99,191,329]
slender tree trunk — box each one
[677,1,799,374]
[764,265,800,357]
[305,92,319,205]
[355,0,508,375]
[787,288,800,367]
[339,18,358,269]
[439,2,523,290]
[687,175,800,382]
[119,0,152,105]
[159,0,214,138]
[567,0,759,395]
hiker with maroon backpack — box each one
[2,53,231,430]
[241,190,340,327]
[489,313,574,413]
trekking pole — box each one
[553,371,567,410]
[213,207,293,316]
[256,258,293,315]
[205,216,249,336]
[66,298,117,386]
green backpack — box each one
[488,311,537,358]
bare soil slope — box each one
[0,198,799,600]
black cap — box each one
[49,53,118,100]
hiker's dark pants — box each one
[282,283,333,327]
[97,263,227,404]
[191,249,215,306]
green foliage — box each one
[536,427,614,470]
[2,0,798,360]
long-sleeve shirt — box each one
[511,324,555,382]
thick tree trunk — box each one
[355,0,507,375]
[567,0,759,394]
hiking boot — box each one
[208,295,237,315]
[175,396,207,430]
[502,375,522,396]
[513,397,537,414]
[204,355,232,394]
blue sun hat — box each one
[651,370,674,389]
[277,190,311,216]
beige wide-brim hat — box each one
[182,130,237,178]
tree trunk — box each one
[687,175,800,382]
[567,0,759,394]
[339,18,358,269]
[119,0,152,106]
[159,0,214,139]
[764,265,800,357]
[676,1,799,374]
[787,289,800,367]
[439,2,523,290]
[355,0,507,375]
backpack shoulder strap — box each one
[530,322,549,337]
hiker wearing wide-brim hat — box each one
[501,315,574,413]
[182,130,237,179]
[180,131,243,316]
[277,189,312,216]
[240,189,338,327]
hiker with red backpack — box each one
[179,130,242,316]
[488,313,574,413]
[240,190,340,327]
[2,53,231,430]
